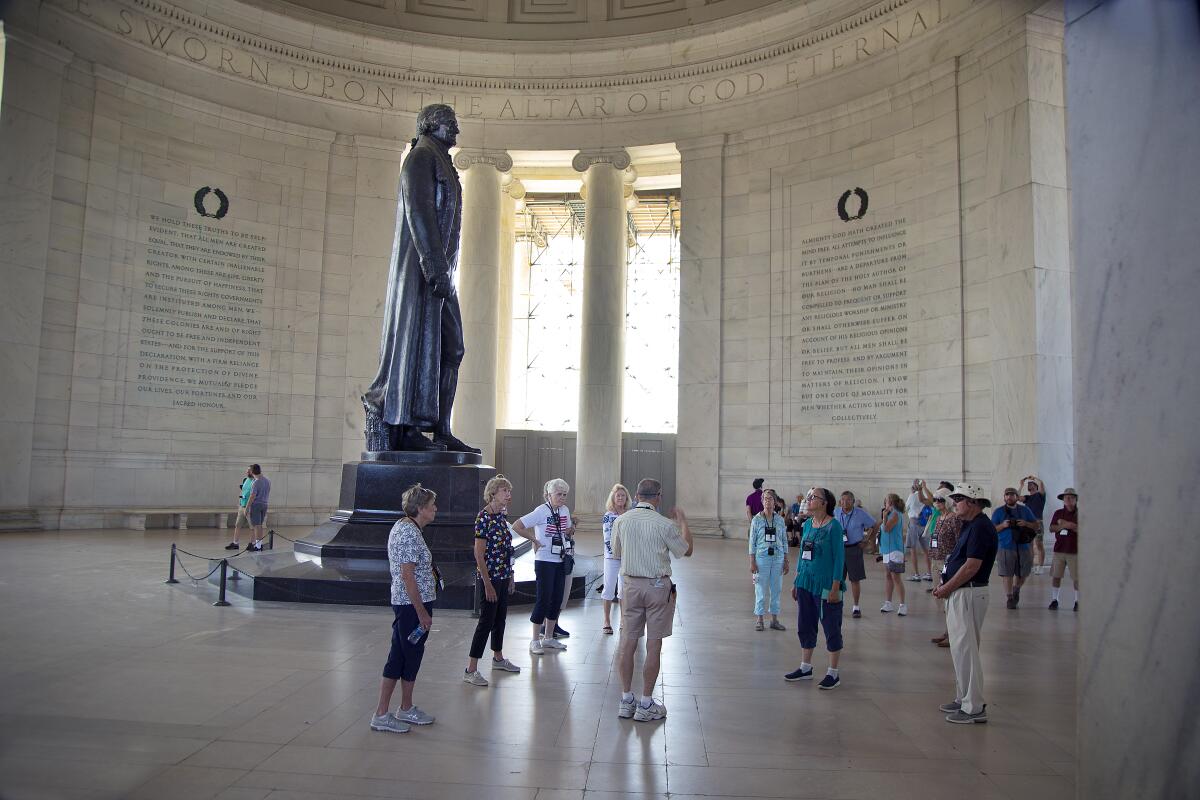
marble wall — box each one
[1067,1,1200,795]
[0,0,1073,529]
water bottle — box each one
[407,624,426,644]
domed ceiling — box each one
[245,0,804,41]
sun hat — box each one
[933,487,953,501]
[948,483,992,508]
[1057,487,1078,500]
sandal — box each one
[602,625,613,635]
[755,620,765,631]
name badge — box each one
[551,544,562,555]
[765,533,777,543]
[801,540,814,561]
[930,537,938,548]
[843,533,849,543]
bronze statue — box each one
[363,104,479,453]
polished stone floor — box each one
[0,527,1077,800]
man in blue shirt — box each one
[933,483,997,724]
[991,488,1038,608]
[835,491,877,619]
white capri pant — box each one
[601,557,623,601]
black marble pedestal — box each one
[294,449,493,562]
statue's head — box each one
[415,104,458,147]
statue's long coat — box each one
[364,135,464,428]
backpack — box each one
[1010,509,1037,545]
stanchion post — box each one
[268,529,274,550]
[213,559,231,606]
[165,543,179,584]
[472,575,482,618]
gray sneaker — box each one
[395,706,435,726]
[945,706,987,724]
[769,620,786,631]
[370,713,410,734]
[939,700,962,713]
[462,670,489,687]
[491,657,521,673]
[633,699,667,722]
[618,696,636,719]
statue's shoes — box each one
[399,429,448,451]
[433,433,481,454]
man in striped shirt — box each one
[612,478,694,722]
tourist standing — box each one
[745,478,765,534]
[244,464,270,552]
[785,487,846,689]
[1048,488,1080,611]
[834,491,876,619]
[878,493,908,615]
[371,484,439,733]
[992,488,1038,608]
[906,480,934,582]
[601,483,632,634]
[749,488,790,631]
[613,478,694,722]
[462,475,522,687]
[1020,475,1048,573]
[512,478,573,654]
[929,488,962,647]
[933,484,998,724]
[225,466,255,550]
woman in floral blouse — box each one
[463,474,523,686]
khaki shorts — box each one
[235,505,250,524]
[620,576,676,640]
[1051,552,1077,580]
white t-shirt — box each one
[518,504,573,563]
[905,491,922,520]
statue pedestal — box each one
[295,450,493,562]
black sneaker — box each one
[224,542,240,550]
[245,541,261,552]
[945,705,987,724]
[817,674,840,690]
[1073,601,1078,612]
[1006,595,1016,610]
[1048,599,1059,610]
[553,625,570,639]
[852,607,862,618]
[1012,586,1021,607]
[784,666,813,682]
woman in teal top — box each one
[749,488,790,631]
[785,487,846,690]
[877,493,907,615]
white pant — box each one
[601,557,623,601]
[946,586,989,715]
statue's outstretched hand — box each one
[430,273,453,298]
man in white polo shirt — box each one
[612,478,694,723]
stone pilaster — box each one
[675,135,726,537]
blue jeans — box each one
[754,555,786,616]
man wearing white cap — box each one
[932,483,998,724]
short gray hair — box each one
[401,483,437,518]
[543,478,569,500]
[635,478,662,499]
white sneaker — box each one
[897,604,908,616]
[881,600,894,613]
[906,574,922,582]
[541,638,567,651]
[529,639,544,655]
[618,696,637,719]
[633,699,667,722]
[462,670,489,687]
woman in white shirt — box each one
[600,483,631,635]
[511,478,574,655]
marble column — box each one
[494,177,522,431]
[981,17,1073,505]
[452,149,512,464]
[572,149,630,520]
[1067,1,1200,796]
[0,29,71,530]
[675,135,726,537]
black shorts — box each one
[843,543,867,582]
[383,602,434,682]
